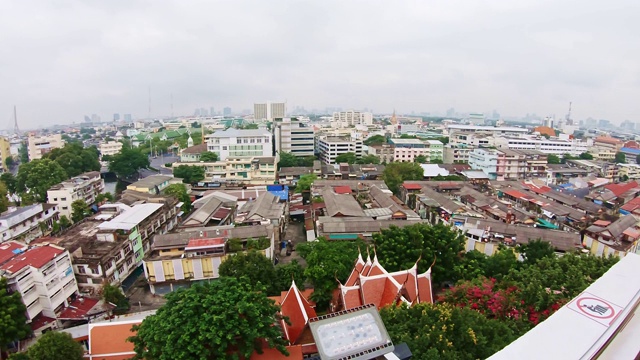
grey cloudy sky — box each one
[1,0,639,129]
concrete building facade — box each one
[0,204,59,243]
[317,136,363,164]
[331,111,373,128]
[47,172,105,220]
[254,102,286,121]
[98,141,123,157]
[206,129,272,161]
[0,136,11,172]
[273,118,315,157]
[28,134,65,161]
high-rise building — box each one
[331,111,373,128]
[91,114,100,123]
[113,113,120,121]
[210,107,215,116]
[273,118,315,157]
[124,114,132,122]
[47,171,105,220]
[223,107,232,117]
[254,102,287,121]
[200,108,208,117]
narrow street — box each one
[277,220,307,267]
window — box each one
[265,138,269,143]
[257,139,262,143]
[78,266,86,274]
[237,139,242,144]
[61,197,67,201]
[90,266,100,274]
[222,146,227,150]
[62,206,68,210]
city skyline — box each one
[1,1,639,129]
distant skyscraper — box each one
[91,114,100,123]
[210,107,215,116]
[84,115,91,123]
[446,108,455,117]
[254,102,287,120]
[194,108,201,116]
[124,114,132,122]
[223,107,232,116]
[200,108,208,117]
[113,113,120,121]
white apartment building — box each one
[28,134,65,161]
[0,242,78,322]
[445,124,529,136]
[206,129,272,161]
[273,118,315,157]
[494,136,592,156]
[254,102,287,121]
[468,148,499,179]
[174,156,277,185]
[331,111,373,128]
[47,172,105,220]
[317,136,363,164]
[0,204,59,243]
[98,141,123,157]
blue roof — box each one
[267,185,289,201]
[621,147,640,155]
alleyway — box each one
[277,220,308,267]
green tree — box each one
[547,154,561,164]
[334,152,357,164]
[297,238,363,309]
[381,303,519,360]
[0,173,16,194]
[0,278,30,354]
[199,151,218,162]
[277,151,298,169]
[382,162,424,195]
[18,144,28,164]
[71,200,91,223]
[372,223,466,284]
[363,135,386,146]
[0,182,9,214]
[16,159,68,203]
[100,282,130,315]
[517,239,555,266]
[58,215,71,229]
[614,152,626,164]
[173,165,205,184]
[219,250,278,295]
[414,155,428,164]
[163,184,192,213]
[436,136,450,145]
[579,152,594,160]
[27,331,84,360]
[95,192,114,204]
[4,157,14,169]
[45,143,101,177]
[108,147,149,178]
[399,134,417,139]
[430,158,444,164]
[561,153,576,164]
[355,154,380,164]
[274,260,306,293]
[297,156,316,167]
[7,352,30,360]
[128,277,288,360]
[295,174,317,193]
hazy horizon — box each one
[1,1,639,129]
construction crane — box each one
[565,102,573,125]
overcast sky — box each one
[1,0,639,129]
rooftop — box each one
[0,245,65,274]
[98,203,164,231]
[208,128,271,138]
[48,171,101,191]
[181,143,207,154]
[127,175,174,190]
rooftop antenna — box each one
[13,105,20,136]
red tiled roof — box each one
[58,297,100,320]
[250,345,303,360]
[402,183,423,190]
[621,198,640,212]
[279,282,317,344]
[523,183,552,194]
[0,242,25,265]
[417,273,433,303]
[0,245,64,273]
[504,189,528,199]
[186,238,225,249]
[604,181,639,197]
[89,321,139,358]
[30,314,56,332]
[595,136,623,145]
[342,288,363,309]
[211,207,232,220]
[623,228,640,239]
[333,186,352,194]
[593,220,612,227]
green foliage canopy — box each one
[172,165,205,184]
[108,147,150,178]
[128,277,288,360]
[16,159,68,203]
[0,278,30,351]
[382,161,424,195]
[27,331,84,360]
